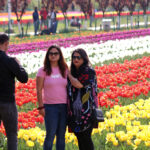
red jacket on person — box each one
[40,10,47,20]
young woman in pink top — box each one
[36,45,68,150]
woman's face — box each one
[72,52,84,69]
[48,48,60,63]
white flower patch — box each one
[9,36,150,74]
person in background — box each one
[89,6,94,27]
[50,8,58,34]
[0,34,28,150]
[76,17,81,28]
[47,9,52,29]
[70,16,76,26]
[40,6,48,31]
[36,45,68,150]
[70,16,81,28]
[50,8,56,26]
[67,48,98,150]
[71,2,75,11]
[33,7,39,35]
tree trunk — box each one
[17,21,22,34]
[84,14,87,29]
[63,13,68,30]
[8,0,12,30]
[65,18,68,29]
[84,19,87,29]
[116,15,120,29]
[144,14,147,27]
[103,11,105,18]
[130,15,133,28]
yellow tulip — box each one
[26,140,34,147]
[106,133,115,142]
[127,131,134,140]
[126,125,132,131]
[30,134,37,141]
[132,121,140,126]
[23,134,29,141]
[118,134,128,142]
[126,121,131,126]
[114,105,120,111]
[134,139,141,146]
[106,111,111,118]
[113,139,118,146]
[145,141,150,147]
[127,140,132,145]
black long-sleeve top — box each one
[0,50,28,103]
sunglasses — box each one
[49,52,59,56]
[72,55,82,60]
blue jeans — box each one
[44,104,67,150]
[34,20,39,35]
[52,21,58,34]
[0,102,18,150]
[90,16,94,27]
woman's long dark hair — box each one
[43,45,68,78]
[71,48,90,77]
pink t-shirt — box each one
[37,67,67,104]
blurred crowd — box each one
[32,6,58,36]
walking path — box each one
[2,21,150,37]
[87,21,150,31]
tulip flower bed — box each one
[1,98,149,150]
[0,30,150,150]
[8,28,150,54]
[1,54,150,149]
[9,35,150,74]
[96,56,150,108]
[9,30,103,45]
[9,28,150,46]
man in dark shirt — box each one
[33,7,39,35]
[0,34,28,150]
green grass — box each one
[0,14,150,36]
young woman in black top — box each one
[67,48,98,150]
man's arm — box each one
[5,57,28,83]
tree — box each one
[0,0,6,11]
[0,0,13,33]
[55,0,73,29]
[138,0,149,14]
[109,0,126,29]
[76,0,92,28]
[126,0,138,28]
[96,0,109,17]
[138,0,150,26]
[11,0,31,34]
[42,0,55,11]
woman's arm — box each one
[36,76,45,116]
[68,72,83,89]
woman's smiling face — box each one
[48,48,60,63]
[72,52,84,69]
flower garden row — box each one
[1,54,150,139]
[8,29,150,54]
[3,98,150,149]
[10,35,150,74]
[0,30,150,149]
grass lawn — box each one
[0,14,150,36]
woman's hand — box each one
[67,72,83,88]
[66,68,70,76]
[39,109,45,117]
